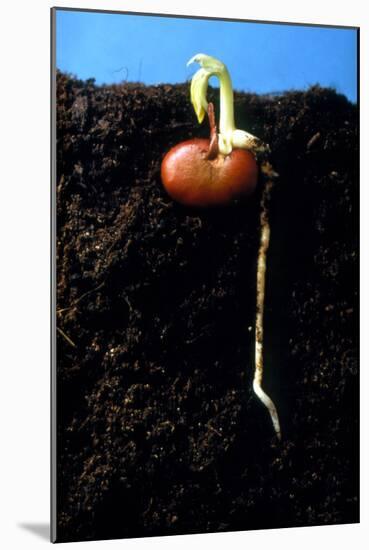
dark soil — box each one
[55,71,359,542]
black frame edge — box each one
[50,6,57,544]
[52,5,359,31]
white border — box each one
[1,1,366,548]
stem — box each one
[253,178,281,440]
[218,65,235,136]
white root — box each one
[253,176,281,440]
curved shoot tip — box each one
[189,68,210,124]
[187,54,225,126]
[187,53,225,73]
[187,53,203,67]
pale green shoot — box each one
[187,53,267,156]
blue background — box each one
[56,9,358,103]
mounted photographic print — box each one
[51,7,359,543]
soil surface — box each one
[55,71,359,542]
